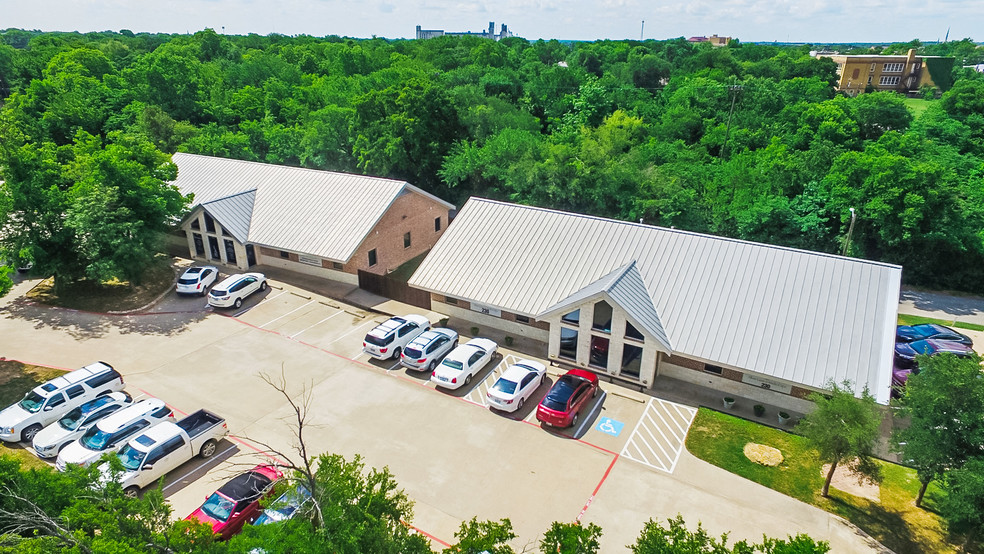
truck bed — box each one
[176,409,225,440]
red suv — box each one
[536,369,600,428]
[184,464,283,539]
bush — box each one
[753,404,766,417]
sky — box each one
[1,0,981,44]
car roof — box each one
[96,398,166,431]
[76,392,127,414]
[403,314,431,326]
[218,469,274,501]
[464,338,497,351]
[500,363,541,381]
[408,328,457,348]
[34,362,115,396]
[444,344,483,363]
[367,317,407,339]
[132,420,181,446]
[214,274,246,288]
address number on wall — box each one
[470,302,501,318]
[741,374,792,394]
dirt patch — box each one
[744,443,784,466]
[822,463,881,502]
[26,257,176,312]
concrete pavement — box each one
[898,286,984,326]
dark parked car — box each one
[253,484,312,525]
[894,339,975,370]
[896,323,972,347]
[185,465,283,539]
[536,369,600,428]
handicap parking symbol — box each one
[596,417,624,437]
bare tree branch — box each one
[0,484,91,554]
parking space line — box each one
[619,397,697,474]
[161,443,238,493]
[264,290,288,302]
[572,391,606,438]
[323,317,380,346]
[289,311,344,338]
[258,299,316,328]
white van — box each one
[56,398,174,471]
[0,362,124,443]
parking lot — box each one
[0,273,880,552]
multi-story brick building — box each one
[820,48,954,96]
[170,153,454,285]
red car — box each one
[184,464,283,540]
[536,369,600,428]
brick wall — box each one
[664,354,704,371]
[347,191,450,275]
[259,247,298,262]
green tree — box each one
[629,515,829,553]
[893,353,984,506]
[794,380,882,497]
[443,518,516,554]
[938,458,984,547]
[540,521,602,553]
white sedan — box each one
[175,266,219,296]
[430,338,498,389]
[486,359,546,413]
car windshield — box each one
[200,492,235,522]
[491,378,517,395]
[177,277,199,284]
[18,391,44,413]
[81,427,113,451]
[364,333,393,347]
[117,444,146,471]
[441,359,463,371]
[59,407,87,431]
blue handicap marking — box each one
[595,417,624,437]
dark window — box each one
[208,237,221,260]
[626,322,644,341]
[151,406,172,419]
[434,217,442,232]
[851,68,860,79]
[204,212,216,233]
[332,262,344,270]
[520,373,536,389]
[46,394,66,409]
[65,385,86,399]
[621,345,643,378]
[592,301,613,332]
[398,322,417,337]
[193,233,205,256]
[403,232,411,249]
[468,351,484,365]
[590,336,609,367]
[704,364,723,375]
[280,250,290,259]
[559,328,578,360]
[190,218,201,230]
[368,249,377,267]
[85,368,121,388]
[561,310,580,325]
[445,297,458,305]
[161,436,186,456]
[516,315,531,324]
[224,240,237,264]
[115,420,151,446]
[144,446,165,465]
[222,227,231,237]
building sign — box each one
[470,302,501,318]
[741,374,792,394]
[298,254,322,267]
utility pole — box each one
[720,83,743,159]
[640,20,645,40]
[842,207,856,256]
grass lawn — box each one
[898,313,984,333]
[0,361,68,470]
[903,97,933,117]
[686,408,963,554]
[26,257,176,312]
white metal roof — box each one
[539,261,672,354]
[200,190,255,243]
[409,198,902,402]
[172,153,454,262]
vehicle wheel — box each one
[234,297,243,309]
[200,290,207,297]
[21,424,42,443]
[592,387,599,399]
[572,413,579,428]
[428,360,437,372]
[199,439,217,459]
[124,486,139,498]
[517,398,524,411]
[392,347,402,360]
[464,374,472,386]
[260,281,268,291]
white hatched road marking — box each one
[620,397,697,473]
[465,354,520,407]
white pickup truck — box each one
[100,409,228,496]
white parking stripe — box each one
[264,290,288,302]
[324,317,380,346]
[289,310,344,338]
[161,443,238,493]
[620,396,697,474]
[571,391,606,437]
[258,300,316,328]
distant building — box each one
[415,22,513,41]
[819,48,955,96]
[687,34,731,47]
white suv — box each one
[32,392,132,459]
[400,328,459,371]
[362,315,431,360]
[0,362,125,443]
[208,273,267,309]
[56,398,174,471]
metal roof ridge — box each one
[173,152,412,186]
[464,198,903,271]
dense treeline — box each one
[1,29,983,292]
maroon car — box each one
[184,464,283,540]
[536,369,600,428]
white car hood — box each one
[0,404,31,428]
[32,422,71,449]
[57,440,103,467]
